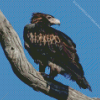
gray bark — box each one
[0,10,99,100]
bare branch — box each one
[0,10,99,100]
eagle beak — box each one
[49,18,60,25]
[53,18,60,25]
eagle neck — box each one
[35,22,51,28]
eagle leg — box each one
[49,70,58,79]
[39,63,46,73]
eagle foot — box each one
[39,72,55,80]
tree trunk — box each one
[0,10,99,100]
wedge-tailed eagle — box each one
[23,12,92,91]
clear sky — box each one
[0,0,100,100]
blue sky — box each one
[0,0,100,100]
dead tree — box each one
[0,10,99,100]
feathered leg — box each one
[39,63,46,72]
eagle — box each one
[23,12,92,91]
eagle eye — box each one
[47,16,52,19]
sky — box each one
[0,0,100,100]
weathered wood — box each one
[0,10,99,100]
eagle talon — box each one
[39,72,50,78]
[37,72,45,76]
[39,72,54,79]
[48,75,55,80]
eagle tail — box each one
[76,76,92,92]
[62,72,92,91]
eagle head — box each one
[31,12,60,26]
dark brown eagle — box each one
[23,12,92,91]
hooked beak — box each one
[48,18,60,26]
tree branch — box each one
[0,10,99,100]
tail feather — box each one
[76,77,92,92]
[62,73,92,91]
